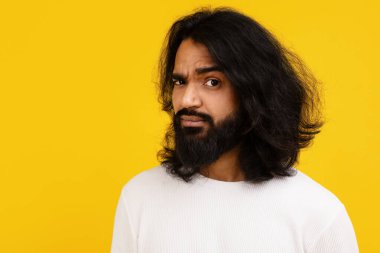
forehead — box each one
[174,39,215,71]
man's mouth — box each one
[180,116,206,127]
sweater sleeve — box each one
[308,205,359,253]
[110,189,137,253]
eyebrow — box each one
[195,65,223,74]
[172,65,223,79]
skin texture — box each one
[172,38,245,182]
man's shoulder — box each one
[268,169,345,224]
[287,169,342,205]
[121,165,168,195]
[127,165,167,183]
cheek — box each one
[171,89,180,113]
[207,95,237,121]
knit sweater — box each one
[111,165,359,253]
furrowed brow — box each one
[171,73,186,80]
[195,65,223,75]
[171,65,223,80]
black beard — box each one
[173,108,245,172]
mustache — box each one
[174,108,213,124]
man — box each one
[111,7,359,252]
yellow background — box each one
[0,0,378,252]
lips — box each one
[180,115,206,127]
[181,115,205,122]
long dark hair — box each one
[157,7,323,183]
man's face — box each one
[171,38,243,169]
[172,38,240,134]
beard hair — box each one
[173,108,245,173]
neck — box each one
[199,144,245,182]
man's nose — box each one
[181,84,202,109]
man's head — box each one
[157,7,322,182]
[172,39,240,135]
[171,39,246,172]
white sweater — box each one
[111,165,359,253]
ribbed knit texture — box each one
[111,165,359,253]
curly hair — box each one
[157,7,323,183]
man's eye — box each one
[204,79,220,87]
[172,78,185,85]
